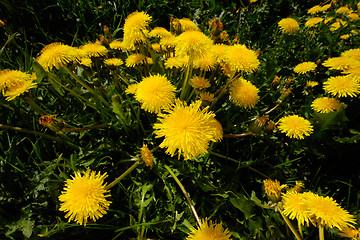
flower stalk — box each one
[105,160,140,190]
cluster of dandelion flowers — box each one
[186,218,231,240]
[190,76,211,90]
[0,69,37,101]
[153,100,222,160]
[122,11,152,48]
[175,31,213,58]
[263,179,287,203]
[58,169,111,226]
[36,42,81,71]
[223,44,260,73]
[140,144,154,168]
[311,97,341,113]
[293,61,317,74]
[80,42,107,58]
[323,75,360,98]
[229,78,259,109]
[277,115,313,139]
[134,74,176,113]
[282,191,311,226]
[278,18,300,34]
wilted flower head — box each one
[277,115,313,139]
[186,218,231,240]
[224,44,260,73]
[323,75,360,97]
[59,169,111,226]
[263,179,287,203]
[293,61,317,74]
[338,226,360,238]
[311,97,341,113]
[80,42,107,58]
[278,18,300,34]
[153,99,222,160]
[0,69,37,101]
[229,78,259,109]
[175,31,213,58]
[140,144,154,168]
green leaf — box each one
[230,195,256,220]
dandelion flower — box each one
[104,58,124,66]
[311,97,341,113]
[193,52,217,71]
[109,40,125,50]
[303,192,356,230]
[153,99,221,160]
[175,31,213,58]
[294,61,317,74]
[305,17,324,27]
[149,27,172,39]
[229,78,259,109]
[140,144,154,168]
[289,181,305,193]
[336,6,351,14]
[308,5,322,15]
[58,169,111,226]
[186,218,231,240]
[122,11,152,49]
[323,75,360,97]
[135,74,176,113]
[278,18,300,34]
[80,42,107,57]
[320,4,331,12]
[199,92,215,103]
[36,42,81,71]
[263,179,287,203]
[338,226,360,238]
[211,44,228,63]
[224,44,260,73]
[323,57,360,71]
[190,76,211,90]
[330,20,347,31]
[125,53,147,67]
[164,56,186,69]
[179,18,199,32]
[0,69,37,101]
[277,115,313,139]
[125,83,138,95]
[347,13,360,22]
[160,35,177,49]
[282,191,311,226]
[341,49,360,61]
[151,43,161,52]
[343,66,360,79]
[80,58,92,67]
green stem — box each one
[319,224,325,240]
[279,207,302,240]
[209,71,238,109]
[105,161,140,190]
[298,220,303,240]
[21,94,47,115]
[164,164,201,227]
[180,52,193,100]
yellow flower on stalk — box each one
[289,181,305,193]
[122,11,152,49]
[135,74,176,113]
[153,99,222,160]
[347,13,360,22]
[193,52,217,71]
[278,18,300,34]
[0,69,37,101]
[323,76,360,98]
[340,34,350,40]
[80,42,107,58]
[199,92,215,103]
[303,192,356,230]
[0,19,5,27]
[149,27,172,39]
[293,61,317,74]
[308,5,322,15]
[104,58,124,66]
[58,169,111,226]
[282,191,311,226]
[323,57,360,71]
[140,144,154,168]
[175,31,213,58]
[164,56,186,69]
[36,42,81,71]
[311,97,341,113]
[125,53,151,67]
[305,17,324,27]
[125,83,138,95]
[277,115,313,139]
[190,76,211,90]
[338,226,360,238]
[179,18,200,32]
[109,40,125,50]
[341,49,360,61]
[186,218,231,240]
[229,78,259,109]
[263,179,287,203]
[320,4,331,12]
[336,6,351,14]
[330,20,348,31]
[224,44,260,73]
[159,34,177,49]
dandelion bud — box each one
[271,75,280,89]
[278,88,291,102]
[265,120,276,132]
[263,179,287,203]
[247,115,269,134]
[208,17,223,36]
[285,78,294,85]
[218,31,230,44]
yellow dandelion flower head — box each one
[125,53,147,67]
[211,44,228,63]
[175,31,213,58]
[151,43,162,52]
[323,75,360,97]
[0,19,5,27]
[36,42,81,71]
[308,5,322,14]
[305,17,324,27]
[338,226,360,238]
[343,66,360,79]
[224,44,260,73]
[164,56,186,69]
[229,78,259,109]
[140,144,154,168]
[289,181,305,193]
[341,49,360,61]
[159,34,177,49]
[263,179,287,203]
[4,79,37,101]
[58,169,111,226]
[0,69,37,101]
[199,92,215,103]
[294,61,317,74]
[208,117,223,142]
[80,42,107,58]
[323,57,360,71]
[190,76,211,90]
[109,40,125,50]
[80,58,92,67]
[358,2,360,10]
[135,74,176,113]
[186,218,231,240]
[282,191,311,226]
[303,192,356,230]
[347,13,360,22]
[153,99,221,160]
[125,83,138,95]
[193,52,217,71]
[122,11,152,49]
[179,18,200,32]
[320,4,332,12]
[340,34,350,40]
[336,6,351,14]
[330,20,348,31]
[278,18,300,34]
[104,58,123,66]
[277,115,313,139]
[324,16,335,24]
[311,97,341,113]
[149,27,172,38]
